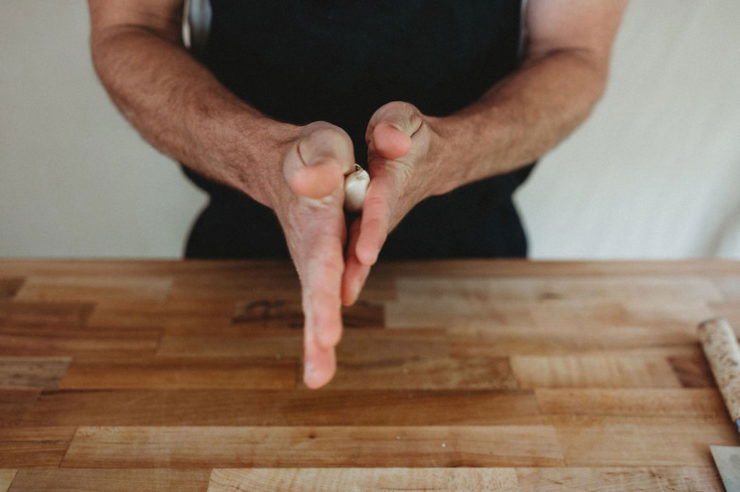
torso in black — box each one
[183,0,535,259]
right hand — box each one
[265,121,355,389]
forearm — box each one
[90,26,295,207]
[434,49,608,193]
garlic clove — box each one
[344,163,370,213]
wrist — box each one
[428,112,509,195]
[424,115,474,196]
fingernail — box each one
[303,360,314,381]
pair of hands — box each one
[262,101,456,389]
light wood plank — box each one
[390,276,723,306]
[0,427,75,467]
[0,301,94,327]
[715,277,740,300]
[59,356,297,390]
[511,355,681,388]
[15,276,172,303]
[448,322,698,357]
[331,356,518,390]
[9,468,209,492]
[535,388,726,419]
[710,301,740,331]
[553,417,736,467]
[0,357,70,390]
[0,470,16,492]
[62,426,564,468]
[22,389,540,426]
[208,468,518,491]
[514,466,722,492]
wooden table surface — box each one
[1,259,739,491]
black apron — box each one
[183,0,535,259]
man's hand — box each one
[270,122,355,389]
[342,102,455,306]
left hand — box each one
[341,101,456,305]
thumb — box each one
[367,101,422,160]
[284,122,355,199]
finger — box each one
[284,124,355,199]
[355,174,395,266]
[372,122,412,160]
[367,101,422,160]
[342,218,371,306]
[302,234,345,350]
[303,330,336,389]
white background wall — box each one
[1,0,739,259]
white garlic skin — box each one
[344,164,370,213]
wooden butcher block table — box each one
[1,259,739,491]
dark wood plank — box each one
[85,299,233,330]
[0,427,75,467]
[0,279,24,300]
[668,354,716,388]
[59,356,298,390]
[232,299,385,329]
[0,390,39,428]
[0,357,70,390]
[157,329,448,362]
[0,325,160,357]
[21,389,541,426]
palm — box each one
[276,123,355,389]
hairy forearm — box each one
[90,26,294,207]
[435,49,608,193]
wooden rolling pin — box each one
[699,318,740,432]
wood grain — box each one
[0,259,738,489]
[0,427,75,467]
[553,416,736,467]
[21,389,540,427]
[0,300,94,327]
[208,467,518,491]
[0,357,70,390]
[514,466,722,492]
[62,426,564,468]
[0,470,16,492]
[8,469,209,492]
[59,356,298,390]
[511,354,681,388]
[535,388,726,418]
[16,276,172,303]
[332,356,518,390]
[0,279,23,300]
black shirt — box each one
[183,0,534,259]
